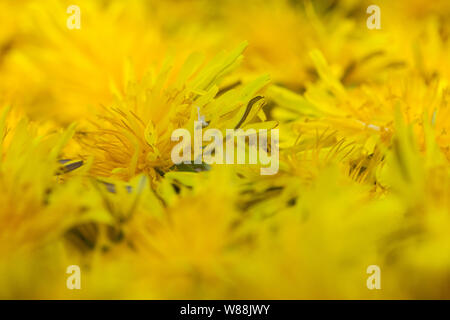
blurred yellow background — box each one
[0,0,449,299]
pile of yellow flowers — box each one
[1,0,450,299]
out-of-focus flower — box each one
[2,0,201,123]
[0,107,110,298]
[268,50,450,185]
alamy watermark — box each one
[171,108,279,175]
[366,265,381,290]
[66,265,81,290]
[67,5,81,30]
[366,5,381,30]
